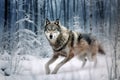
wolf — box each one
[44,18,105,74]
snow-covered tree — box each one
[13,29,41,56]
[73,16,83,32]
[37,30,52,57]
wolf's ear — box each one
[54,19,59,25]
[46,18,50,25]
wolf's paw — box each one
[46,70,50,74]
[45,68,51,74]
[45,68,50,74]
[51,71,57,74]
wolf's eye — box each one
[47,29,50,32]
[48,27,51,30]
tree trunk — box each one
[83,0,86,32]
[55,0,57,18]
[3,0,10,54]
[50,0,54,20]
[34,0,38,34]
[89,0,92,34]
[73,0,75,16]
[66,0,69,28]
[63,0,67,27]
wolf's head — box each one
[44,19,61,44]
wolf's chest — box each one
[55,46,69,57]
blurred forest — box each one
[0,0,120,79]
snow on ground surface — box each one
[0,54,111,80]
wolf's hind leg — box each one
[92,54,97,67]
[81,58,87,68]
[45,55,58,74]
[78,54,87,68]
[93,55,97,67]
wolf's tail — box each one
[98,44,105,55]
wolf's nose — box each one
[50,35,53,39]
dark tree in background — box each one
[96,0,104,35]
[34,0,38,34]
[63,0,67,27]
[2,0,11,54]
[82,0,86,31]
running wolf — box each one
[44,18,105,74]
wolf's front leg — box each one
[45,55,58,74]
[52,54,74,74]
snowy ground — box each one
[0,54,111,80]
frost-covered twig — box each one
[15,14,37,27]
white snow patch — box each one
[0,55,111,80]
